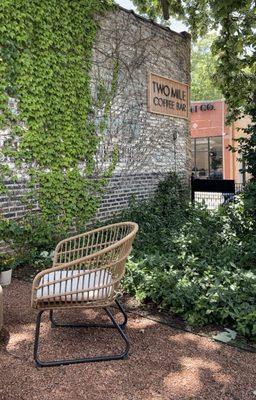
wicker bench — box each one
[31,221,138,367]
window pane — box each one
[209,136,223,179]
[195,138,209,179]
[191,139,196,175]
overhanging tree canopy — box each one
[191,33,222,101]
[133,0,256,179]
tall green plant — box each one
[191,33,222,101]
[120,175,256,337]
[0,0,115,233]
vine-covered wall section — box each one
[0,0,113,232]
[0,3,191,239]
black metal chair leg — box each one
[105,307,130,359]
[49,299,128,330]
[49,310,54,327]
[34,310,45,368]
[34,307,130,368]
[115,298,128,330]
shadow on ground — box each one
[0,279,255,400]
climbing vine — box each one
[0,0,115,233]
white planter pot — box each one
[0,269,12,286]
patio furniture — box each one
[31,221,138,367]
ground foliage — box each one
[120,174,256,338]
[0,0,115,235]
[0,213,59,267]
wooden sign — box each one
[148,72,189,119]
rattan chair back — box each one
[31,222,138,310]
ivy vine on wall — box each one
[0,0,115,233]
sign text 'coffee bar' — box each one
[148,73,189,119]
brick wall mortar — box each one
[0,6,191,224]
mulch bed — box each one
[121,296,256,353]
[0,279,256,400]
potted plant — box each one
[0,253,16,286]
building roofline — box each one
[116,5,190,40]
[191,99,225,103]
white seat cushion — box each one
[37,269,113,302]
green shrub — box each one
[121,173,190,254]
[0,213,64,266]
[0,253,16,272]
[121,173,256,338]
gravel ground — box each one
[0,279,255,400]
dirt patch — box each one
[121,295,256,353]
[0,279,256,400]
[13,264,46,282]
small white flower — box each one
[40,251,49,258]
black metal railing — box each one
[191,178,245,210]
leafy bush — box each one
[120,173,256,338]
[0,213,64,267]
[34,250,55,270]
[123,256,256,336]
[121,173,190,254]
[243,180,256,218]
[0,253,16,272]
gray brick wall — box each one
[0,6,191,224]
[91,7,191,220]
[92,8,191,175]
[0,181,37,219]
[94,172,164,221]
